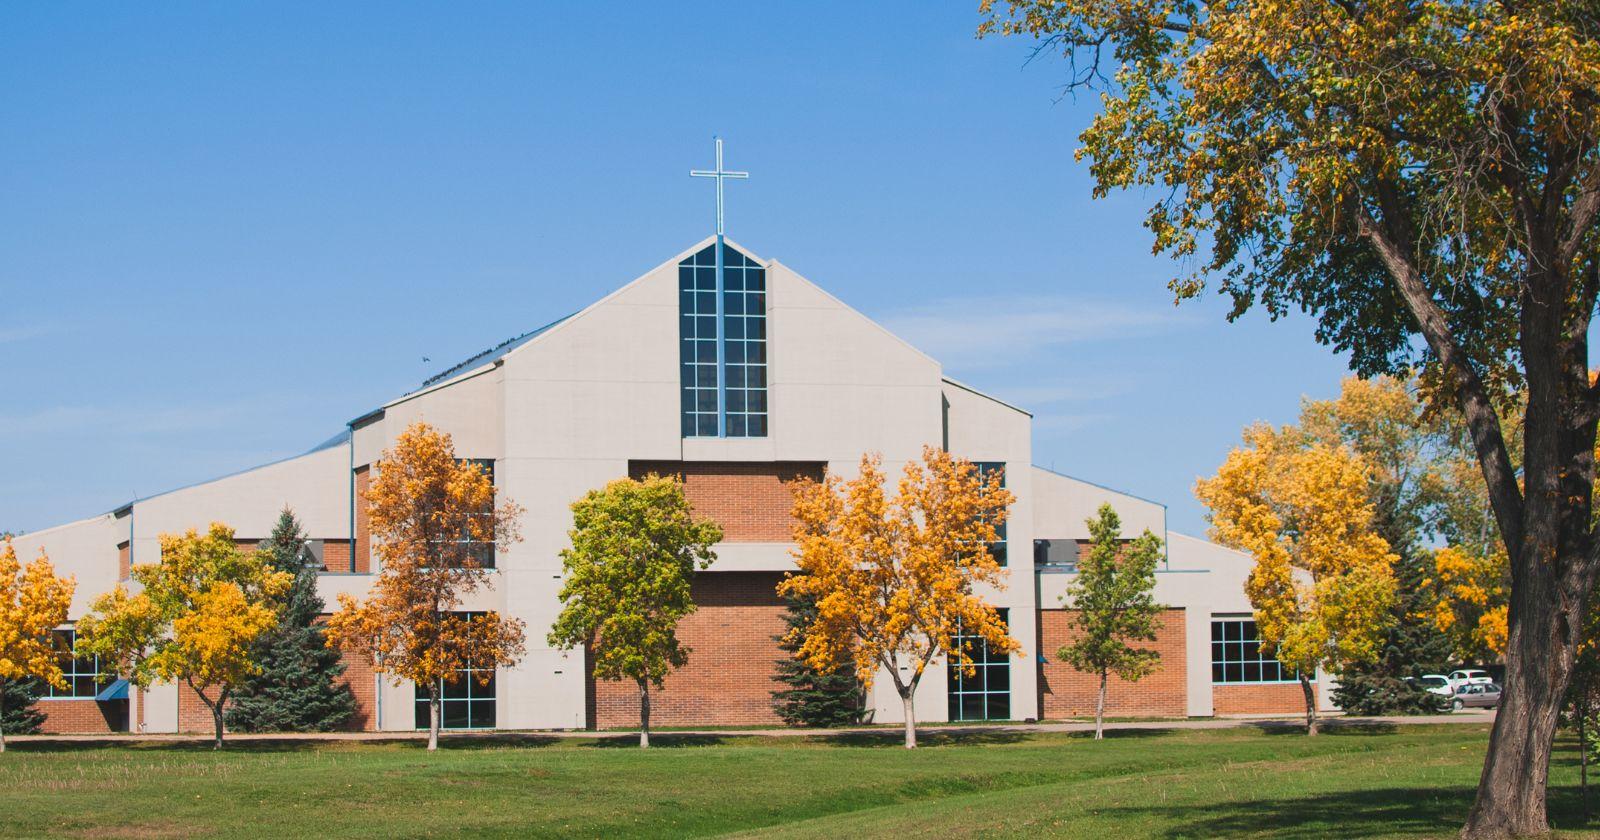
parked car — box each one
[1452,682,1502,711]
[1449,669,1494,688]
[1418,674,1454,697]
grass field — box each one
[3,722,1598,838]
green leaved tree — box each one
[225,509,357,733]
[1059,504,1164,740]
[772,587,865,728]
[548,475,722,747]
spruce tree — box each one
[225,509,357,733]
[0,679,45,736]
[771,588,864,727]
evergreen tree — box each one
[225,509,356,733]
[0,678,45,736]
[771,588,864,727]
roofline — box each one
[114,436,352,514]
[941,377,1032,417]
[1029,463,1168,509]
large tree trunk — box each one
[1095,670,1107,741]
[638,679,651,749]
[901,687,917,749]
[1462,551,1587,838]
[427,687,440,752]
[1300,674,1318,737]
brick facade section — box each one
[1212,681,1315,716]
[1037,608,1188,718]
[590,571,788,728]
[117,541,130,581]
[629,462,825,542]
[36,700,126,734]
[177,682,225,733]
[354,466,371,573]
[322,540,353,573]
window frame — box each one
[946,609,1011,722]
[1209,619,1298,685]
[42,628,108,700]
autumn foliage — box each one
[1196,424,1398,735]
[0,539,74,752]
[781,447,1017,748]
[325,422,526,751]
[78,524,291,749]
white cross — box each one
[690,136,749,237]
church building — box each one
[9,147,1334,733]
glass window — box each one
[414,613,497,730]
[973,462,1007,567]
[45,629,107,699]
[425,460,496,568]
[678,242,768,438]
[947,609,1011,721]
[1210,620,1296,683]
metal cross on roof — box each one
[690,136,748,237]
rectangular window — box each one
[1210,619,1296,683]
[414,613,497,730]
[947,609,1010,721]
[678,242,767,438]
[425,460,496,569]
[45,629,107,699]
[973,462,1007,567]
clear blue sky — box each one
[0,2,1353,537]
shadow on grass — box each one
[1245,720,1399,737]
[1096,785,1595,838]
[3,732,571,753]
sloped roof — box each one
[417,314,574,390]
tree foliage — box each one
[0,539,74,751]
[780,447,1018,748]
[78,524,290,749]
[548,475,722,748]
[772,587,866,728]
[325,422,526,751]
[225,509,356,733]
[980,0,1600,829]
[1196,424,1399,734]
[1059,503,1164,740]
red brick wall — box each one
[354,466,371,573]
[333,643,377,731]
[1213,681,1314,715]
[322,540,353,573]
[177,682,225,733]
[1037,608,1188,718]
[628,462,826,542]
[590,571,788,728]
[117,541,130,581]
[36,700,125,734]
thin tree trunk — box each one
[638,679,651,749]
[1581,683,1590,821]
[901,687,917,749]
[1096,670,1107,741]
[0,682,7,754]
[428,687,440,752]
[1300,674,1318,737]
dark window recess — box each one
[947,608,1011,721]
[1210,619,1296,684]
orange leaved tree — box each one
[78,524,292,749]
[781,447,1018,748]
[0,539,75,752]
[326,422,527,751]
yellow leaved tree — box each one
[781,447,1017,749]
[1196,424,1398,735]
[325,422,526,751]
[0,539,75,752]
[77,524,291,749]
[1430,545,1510,663]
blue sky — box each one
[0,2,1352,536]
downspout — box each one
[348,423,356,573]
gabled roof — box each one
[418,314,574,390]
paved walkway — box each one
[6,709,1496,746]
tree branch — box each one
[1354,201,1525,554]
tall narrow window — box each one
[678,242,768,437]
[973,462,1007,566]
[414,613,498,729]
[946,609,1011,721]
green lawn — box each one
[3,723,1597,838]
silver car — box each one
[1452,682,1502,710]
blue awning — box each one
[94,678,129,701]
